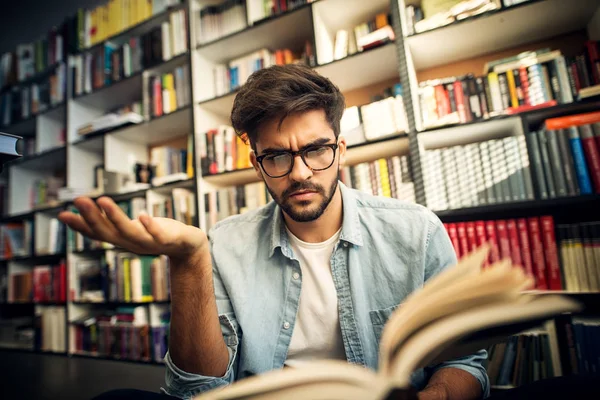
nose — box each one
[288,153,313,182]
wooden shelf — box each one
[71,301,170,306]
[195,4,314,64]
[406,0,599,70]
[70,351,165,366]
[73,3,186,56]
[434,194,600,222]
[315,42,399,93]
[9,145,66,168]
[112,105,192,145]
[2,252,66,263]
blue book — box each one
[567,127,593,194]
[497,336,518,385]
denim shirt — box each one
[162,182,490,399]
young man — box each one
[59,64,489,400]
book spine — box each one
[567,127,593,194]
[496,220,511,261]
[537,129,557,198]
[446,223,462,259]
[507,219,523,267]
[540,216,563,290]
[456,222,470,257]
[517,218,535,278]
[465,221,477,253]
[557,128,580,196]
[545,129,568,197]
[485,220,501,264]
[578,124,600,193]
[528,217,549,290]
[525,132,548,199]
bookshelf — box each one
[0,0,597,378]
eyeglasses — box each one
[255,143,339,178]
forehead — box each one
[255,109,335,152]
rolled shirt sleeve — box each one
[161,314,240,399]
[423,213,491,398]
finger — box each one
[57,211,102,241]
[138,214,171,246]
[73,196,119,240]
[96,196,153,242]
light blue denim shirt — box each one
[162,181,490,399]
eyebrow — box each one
[260,137,333,155]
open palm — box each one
[58,196,207,260]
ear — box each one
[337,135,347,167]
[249,150,263,180]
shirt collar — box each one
[269,180,363,258]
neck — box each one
[283,185,343,243]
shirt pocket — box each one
[368,303,401,344]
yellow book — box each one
[163,73,177,111]
[124,257,131,302]
[505,70,519,108]
[146,0,153,18]
[378,159,391,198]
[187,135,194,177]
[90,8,98,45]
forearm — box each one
[418,367,483,400]
[169,250,230,377]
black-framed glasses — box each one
[256,143,339,178]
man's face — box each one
[250,109,346,223]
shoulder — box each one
[208,201,277,242]
[350,187,443,231]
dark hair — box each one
[230,63,346,151]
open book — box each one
[194,245,583,400]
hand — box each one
[58,196,208,262]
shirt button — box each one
[292,272,300,280]
[343,242,348,247]
[283,322,290,329]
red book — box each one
[59,261,67,302]
[453,80,468,123]
[528,217,549,290]
[465,222,477,252]
[445,223,462,259]
[507,219,523,267]
[485,220,500,263]
[586,40,600,84]
[495,220,511,261]
[474,220,488,265]
[517,218,535,278]
[540,216,563,290]
[518,66,531,106]
[579,125,600,193]
[456,222,469,257]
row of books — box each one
[527,111,600,199]
[147,65,191,118]
[245,0,313,26]
[0,23,66,88]
[149,140,194,186]
[418,45,598,129]
[69,306,167,362]
[557,222,600,293]
[339,156,416,204]
[1,221,33,259]
[32,263,67,303]
[35,306,67,353]
[405,0,501,36]
[557,316,600,376]
[422,135,533,211]
[0,315,35,349]
[71,0,181,50]
[73,252,170,303]
[340,85,408,146]
[199,125,252,175]
[443,216,564,291]
[203,182,271,232]
[197,0,247,45]
[330,12,393,62]
[212,42,315,97]
[149,188,196,225]
[486,332,556,388]
[0,64,67,127]
[6,262,66,304]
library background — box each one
[0,0,599,396]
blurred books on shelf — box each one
[528,111,600,199]
[197,0,248,45]
[76,102,144,137]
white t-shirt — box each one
[284,227,347,367]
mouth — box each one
[288,190,318,201]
